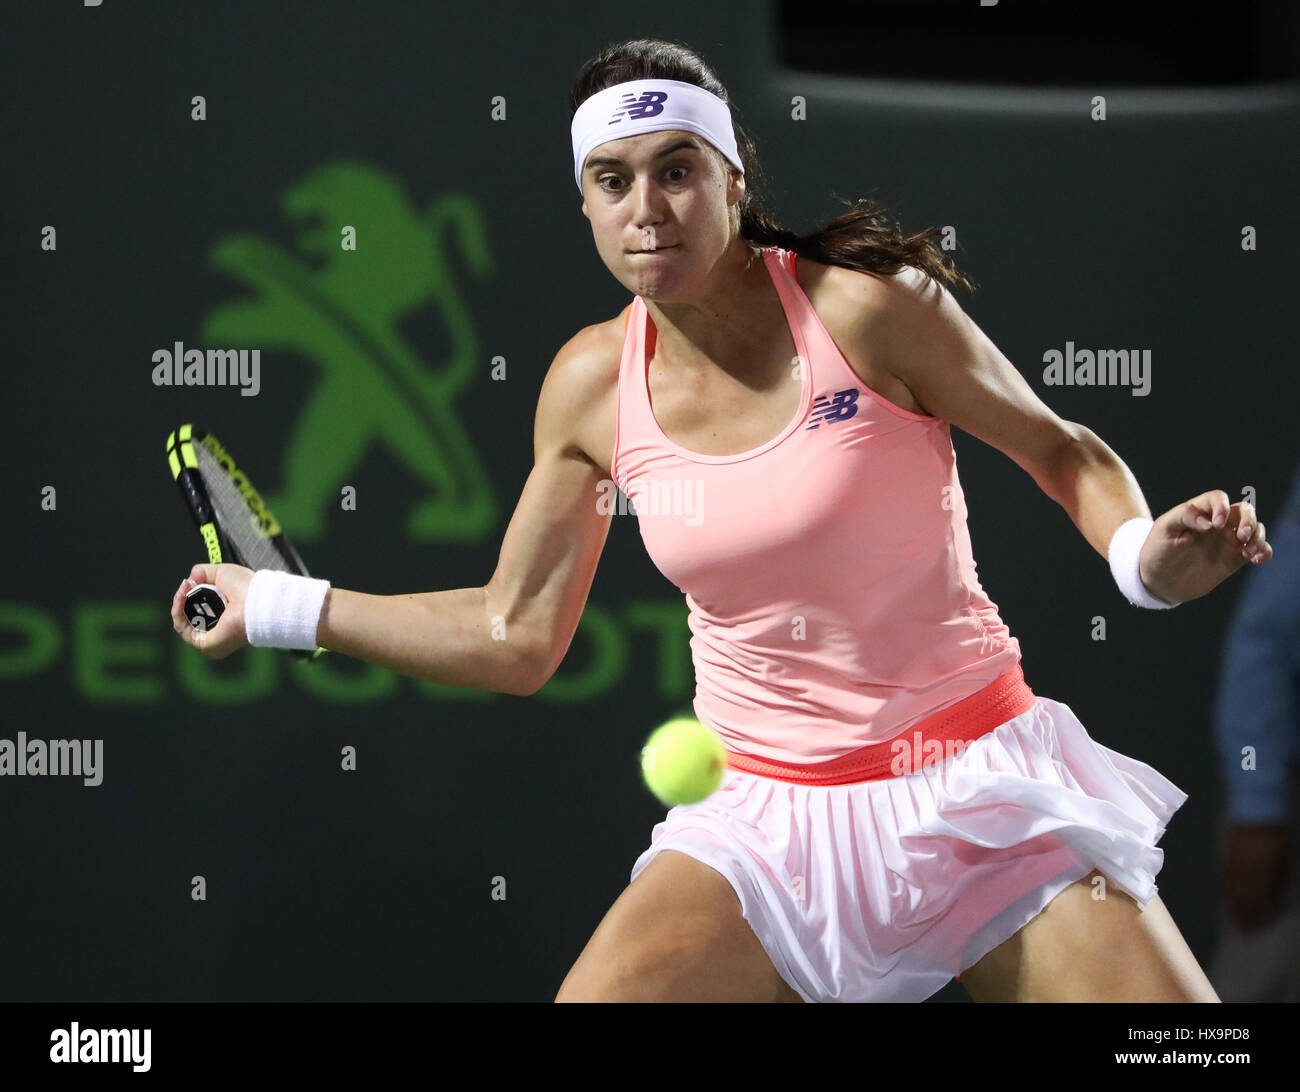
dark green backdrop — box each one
[4,1,1297,1001]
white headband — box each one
[571,78,744,193]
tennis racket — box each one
[165,423,325,660]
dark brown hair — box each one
[570,37,975,295]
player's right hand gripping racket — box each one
[166,423,325,660]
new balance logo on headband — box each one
[805,388,861,430]
[573,78,744,191]
[609,90,668,124]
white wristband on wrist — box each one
[1108,517,1178,609]
[243,569,331,649]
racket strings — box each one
[194,445,289,572]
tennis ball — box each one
[640,717,726,806]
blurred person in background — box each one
[1210,458,1300,1002]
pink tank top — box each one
[610,245,1024,766]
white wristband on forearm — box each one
[1108,517,1178,609]
[243,569,331,649]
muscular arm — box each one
[1035,428,1154,562]
[315,327,616,696]
[316,585,541,696]
[849,266,1152,561]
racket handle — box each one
[184,583,226,632]
[183,581,325,659]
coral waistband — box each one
[722,664,1036,786]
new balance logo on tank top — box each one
[610,246,1022,764]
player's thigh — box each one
[959,869,1220,1002]
[555,848,802,1002]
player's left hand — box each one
[1140,490,1273,604]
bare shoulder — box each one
[534,306,627,480]
[797,255,940,322]
[794,256,936,417]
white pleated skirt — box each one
[629,695,1188,1003]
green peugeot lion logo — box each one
[200,161,498,542]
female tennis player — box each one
[170,38,1274,1002]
